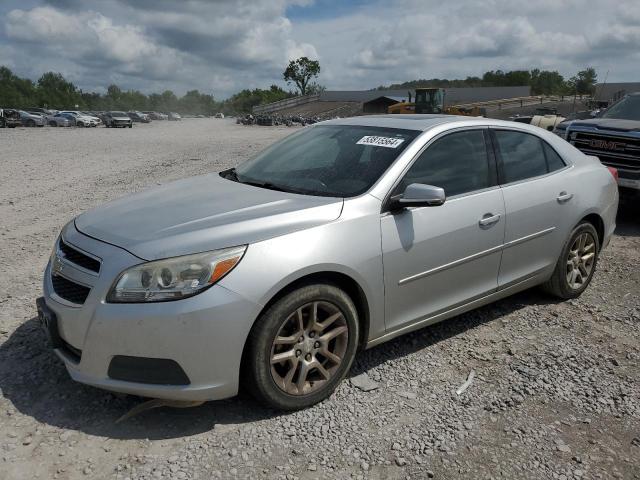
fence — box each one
[252,94,320,114]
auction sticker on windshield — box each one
[356,136,405,148]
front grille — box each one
[59,238,101,273]
[51,275,91,304]
[571,132,640,172]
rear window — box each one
[495,131,548,183]
[543,142,566,172]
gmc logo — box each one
[589,139,625,151]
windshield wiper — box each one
[240,179,296,193]
[221,168,339,196]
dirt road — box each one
[1,119,638,479]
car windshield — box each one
[226,124,420,197]
[111,112,127,116]
[600,95,640,121]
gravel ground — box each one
[0,119,638,480]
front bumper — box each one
[40,223,261,401]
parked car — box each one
[52,113,79,126]
[19,110,46,127]
[37,116,618,410]
[0,108,21,128]
[127,111,151,123]
[58,111,98,127]
[167,112,182,121]
[103,111,133,128]
[215,113,225,119]
[555,92,640,195]
[142,111,167,120]
[45,114,71,127]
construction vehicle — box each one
[388,87,485,116]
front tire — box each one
[542,222,599,299]
[244,284,359,410]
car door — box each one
[381,128,505,332]
[491,128,573,288]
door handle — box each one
[557,192,573,203]
[479,213,501,226]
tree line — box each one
[377,68,598,96]
[0,66,297,115]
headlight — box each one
[107,246,246,303]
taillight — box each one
[606,166,618,182]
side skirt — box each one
[365,272,546,349]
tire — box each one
[27,120,36,127]
[128,124,132,128]
[77,121,84,127]
[244,283,359,410]
[49,121,57,127]
[542,222,599,299]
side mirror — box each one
[389,183,446,210]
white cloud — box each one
[1,0,638,97]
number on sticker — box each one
[356,136,405,148]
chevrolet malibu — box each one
[37,115,618,410]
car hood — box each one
[569,118,640,133]
[75,173,344,260]
[111,116,130,120]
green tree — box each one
[0,66,37,107]
[37,72,82,109]
[567,67,597,96]
[529,69,566,95]
[283,57,320,96]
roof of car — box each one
[320,114,490,131]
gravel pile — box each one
[0,119,638,479]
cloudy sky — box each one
[1,0,638,98]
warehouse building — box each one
[594,82,640,105]
[253,86,531,118]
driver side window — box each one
[395,129,491,197]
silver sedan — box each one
[38,115,618,410]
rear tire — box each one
[542,222,599,299]
[244,283,359,410]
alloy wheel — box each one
[270,301,349,396]
[566,232,596,290]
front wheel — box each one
[542,222,599,299]
[244,284,359,410]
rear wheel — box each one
[244,284,359,410]
[542,222,599,299]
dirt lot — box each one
[0,119,638,480]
